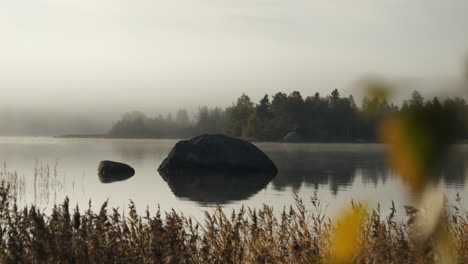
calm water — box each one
[0,137,466,219]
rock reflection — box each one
[159,170,276,204]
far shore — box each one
[57,134,109,139]
[56,134,468,144]
[56,133,377,143]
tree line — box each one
[108,89,468,142]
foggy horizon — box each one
[1,0,468,135]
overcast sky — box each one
[1,0,468,113]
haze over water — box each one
[1,1,468,138]
[0,137,466,219]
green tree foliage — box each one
[244,95,274,141]
[108,90,468,142]
[360,93,398,140]
[327,89,357,140]
[224,94,254,137]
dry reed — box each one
[0,182,464,264]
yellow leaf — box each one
[329,207,367,264]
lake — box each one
[0,137,466,219]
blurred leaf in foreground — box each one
[379,94,463,194]
[434,222,459,264]
[363,77,392,102]
[358,77,394,119]
[328,205,367,264]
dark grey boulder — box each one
[158,134,278,174]
[98,160,135,183]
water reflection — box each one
[268,148,467,195]
[439,150,468,187]
[112,139,177,165]
[267,151,388,195]
[159,170,275,204]
[0,138,466,214]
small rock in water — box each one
[98,160,135,183]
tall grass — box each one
[0,182,464,263]
[1,162,65,208]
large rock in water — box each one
[98,160,135,183]
[158,134,278,173]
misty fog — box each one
[1,0,467,136]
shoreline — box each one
[56,134,468,144]
[57,134,381,143]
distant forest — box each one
[108,89,468,142]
